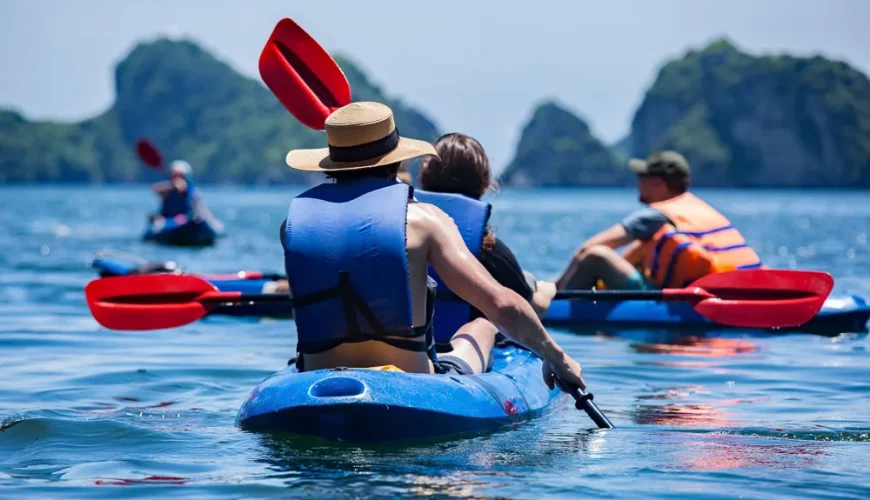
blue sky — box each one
[2,0,869,170]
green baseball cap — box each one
[629,151,690,177]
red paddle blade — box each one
[685,270,834,328]
[85,275,219,331]
[259,18,351,130]
[135,139,163,169]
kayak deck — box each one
[237,346,561,442]
[143,218,224,247]
[89,257,870,334]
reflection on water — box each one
[629,335,754,428]
[631,337,757,356]
[669,434,829,471]
[635,403,735,427]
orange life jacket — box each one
[638,192,762,288]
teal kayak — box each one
[237,344,561,442]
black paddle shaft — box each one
[230,289,667,305]
[569,388,614,429]
[554,289,666,301]
[232,293,294,304]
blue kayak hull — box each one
[237,346,561,442]
[143,219,223,247]
[90,257,870,334]
[543,294,870,334]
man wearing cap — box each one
[555,151,762,291]
[279,101,586,394]
[150,160,212,225]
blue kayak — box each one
[89,257,870,334]
[237,345,560,442]
[143,218,224,247]
[543,294,870,335]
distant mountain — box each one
[0,38,439,184]
[630,39,870,187]
[4,37,869,188]
[501,101,629,187]
[612,134,632,162]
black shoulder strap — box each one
[293,270,434,355]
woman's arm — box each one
[151,180,171,195]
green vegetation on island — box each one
[501,101,628,187]
[2,38,868,187]
[630,39,870,187]
[0,39,439,184]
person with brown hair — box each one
[555,151,762,291]
[417,133,558,346]
[278,102,586,393]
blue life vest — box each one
[161,183,195,218]
[414,190,492,344]
[285,178,432,355]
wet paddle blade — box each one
[135,139,163,169]
[259,18,351,130]
[85,275,219,331]
[687,270,834,328]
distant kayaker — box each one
[150,160,215,224]
[555,151,762,291]
[279,101,586,392]
[418,133,557,321]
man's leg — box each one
[559,245,648,290]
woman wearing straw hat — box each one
[280,101,585,392]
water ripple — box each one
[1,187,870,498]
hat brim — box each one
[628,158,648,174]
[286,137,438,172]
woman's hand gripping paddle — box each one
[554,269,833,329]
[259,18,351,130]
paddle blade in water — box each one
[135,139,163,169]
[259,18,351,130]
[85,275,218,331]
[684,269,834,328]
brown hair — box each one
[421,133,497,252]
[420,133,492,199]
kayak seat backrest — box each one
[415,190,492,344]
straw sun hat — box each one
[286,101,438,172]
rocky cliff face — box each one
[0,39,440,184]
[631,39,870,187]
[501,101,629,187]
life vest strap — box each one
[294,271,434,355]
[667,225,734,238]
[661,240,693,289]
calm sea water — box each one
[1,185,869,499]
